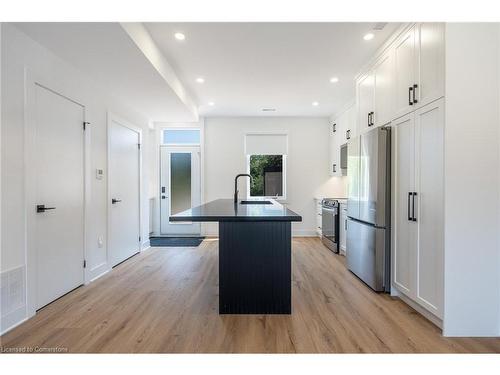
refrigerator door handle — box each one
[412,192,417,221]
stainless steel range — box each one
[321,198,339,253]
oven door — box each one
[322,206,338,252]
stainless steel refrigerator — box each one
[346,126,391,292]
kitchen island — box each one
[170,199,302,314]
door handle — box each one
[413,84,418,104]
[367,112,370,126]
[407,192,412,221]
[36,204,56,213]
[345,219,347,231]
[412,192,417,221]
[333,164,337,173]
[409,87,413,105]
[112,198,122,204]
[161,196,166,199]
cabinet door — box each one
[414,98,444,318]
[415,23,445,108]
[393,26,416,119]
[329,119,340,176]
[393,113,416,297]
[356,72,375,134]
[340,204,347,253]
[373,50,394,127]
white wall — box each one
[443,23,500,336]
[0,24,152,333]
[203,117,346,236]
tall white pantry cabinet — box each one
[335,22,446,322]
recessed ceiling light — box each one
[208,101,215,106]
[312,101,319,107]
[174,32,185,41]
[196,77,205,84]
[330,77,339,83]
[363,33,375,41]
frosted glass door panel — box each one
[170,153,192,215]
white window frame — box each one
[246,154,287,201]
[161,128,201,146]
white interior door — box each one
[109,118,140,267]
[160,146,201,235]
[34,85,85,309]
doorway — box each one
[108,115,141,267]
[159,145,201,235]
[31,84,85,310]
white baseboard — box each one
[141,240,151,251]
[0,305,27,336]
[292,229,317,237]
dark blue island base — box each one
[219,221,291,314]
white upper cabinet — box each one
[393,26,417,119]
[373,50,394,127]
[329,118,339,176]
[356,71,375,134]
[415,23,445,107]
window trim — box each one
[246,154,287,201]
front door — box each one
[34,84,85,309]
[108,118,141,267]
[160,146,201,235]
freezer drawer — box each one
[346,219,388,292]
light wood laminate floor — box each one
[1,238,500,353]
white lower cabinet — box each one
[339,202,347,255]
[393,98,444,319]
[315,199,322,236]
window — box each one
[247,154,286,198]
[162,129,200,145]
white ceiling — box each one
[13,22,198,122]
[145,22,400,117]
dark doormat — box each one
[150,237,204,247]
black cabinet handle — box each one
[367,112,374,127]
[333,164,337,173]
[407,192,413,221]
[412,192,417,221]
[409,87,413,105]
[367,112,370,126]
[37,204,56,213]
[332,123,336,133]
[112,198,122,204]
[346,129,351,140]
[413,84,418,104]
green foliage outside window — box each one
[249,155,283,196]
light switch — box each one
[96,169,104,180]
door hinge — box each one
[83,260,87,268]
[83,121,90,131]
[138,143,141,149]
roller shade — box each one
[245,133,288,155]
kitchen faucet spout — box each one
[234,174,253,203]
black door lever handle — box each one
[112,198,122,204]
[37,204,56,213]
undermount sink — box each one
[240,200,272,205]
